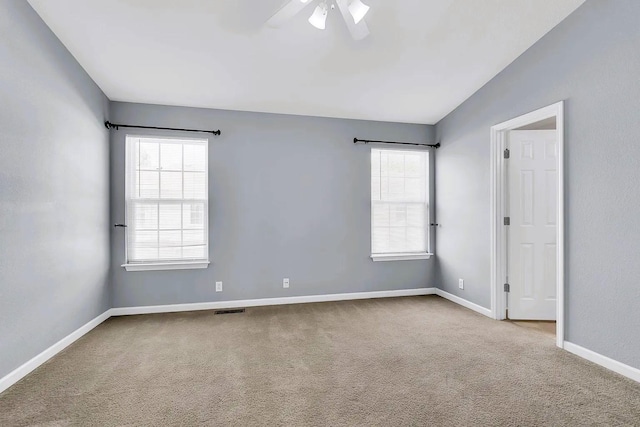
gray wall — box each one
[110,102,435,307]
[434,0,640,369]
[0,1,110,378]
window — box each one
[123,136,209,271]
[371,148,431,261]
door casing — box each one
[489,101,565,348]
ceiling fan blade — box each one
[335,0,370,40]
[267,0,314,28]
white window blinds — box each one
[125,136,208,264]
[371,148,428,255]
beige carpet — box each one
[1,296,639,426]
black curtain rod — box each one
[105,121,221,136]
[354,138,440,148]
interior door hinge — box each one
[504,148,510,159]
[504,283,510,293]
[504,217,510,226]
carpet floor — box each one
[1,295,639,426]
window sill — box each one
[371,253,433,262]
[122,261,210,272]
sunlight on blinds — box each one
[126,136,208,263]
[371,149,428,255]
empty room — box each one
[1,0,640,425]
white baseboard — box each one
[435,289,493,318]
[1,288,435,395]
[435,291,640,384]
[564,341,640,383]
[3,291,638,398]
[110,288,437,316]
[0,309,112,395]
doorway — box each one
[489,102,565,348]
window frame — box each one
[370,147,433,262]
[121,134,210,272]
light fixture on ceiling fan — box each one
[308,2,329,30]
[267,0,371,40]
[348,0,370,24]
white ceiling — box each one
[28,0,585,124]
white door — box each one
[507,130,557,320]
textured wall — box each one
[110,102,436,307]
[0,1,110,378]
[435,0,640,368]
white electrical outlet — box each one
[458,279,464,290]
[283,278,290,289]
[216,281,223,292]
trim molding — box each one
[371,253,433,262]
[489,101,565,348]
[437,290,640,383]
[435,289,493,318]
[122,261,210,272]
[3,291,639,397]
[564,341,640,383]
[110,288,438,316]
[0,309,113,394]
[1,288,435,395]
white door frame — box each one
[489,101,565,348]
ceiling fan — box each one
[267,0,371,40]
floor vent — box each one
[214,308,246,315]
